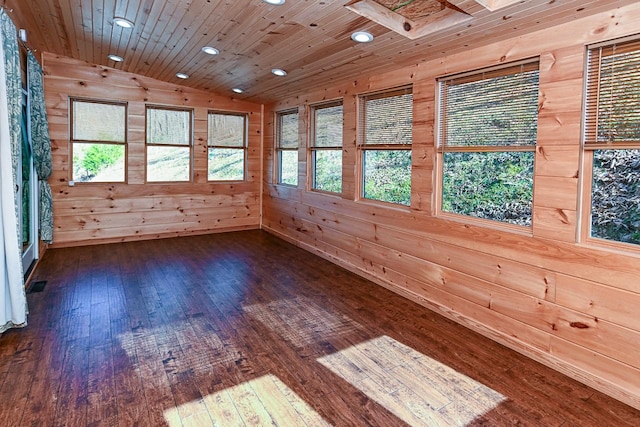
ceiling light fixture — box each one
[263,0,285,5]
[351,31,374,43]
[176,72,189,79]
[271,68,287,77]
[107,54,124,62]
[232,88,244,94]
[202,46,219,55]
[113,17,134,29]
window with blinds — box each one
[276,110,299,186]
[207,111,247,181]
[70,98,127,183]
[359,87,412,206]
[584,37,640,247]
[310,101,343,193]
[437,60,539,227]
[146,106,193,182]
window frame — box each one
[309,100,344,194]
[275,109,299,187]
[207,110,248,182]
[69,97,128,184]
[145,105,193,183]
[358,85,413,207]
[581,35,640,251]
[436,59,540,230]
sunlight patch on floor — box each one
[163,374,330,426]
[317,335,506,426]
[243,296,363,347]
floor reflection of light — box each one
[243,296,362,347]
[164,374,330,426]
[317,335,506,426]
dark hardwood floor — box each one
[1,230,639,426]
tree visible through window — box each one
[438,61,539,226]
[208,112,247,181]
[276,110,299,186]
[360,87,412,205]
[311,101,343,193]
[71,99,126,183]
[585,37,640,246]
[146,106,192,182]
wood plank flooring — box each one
[1,230,639,426]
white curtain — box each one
[0,9,27,333]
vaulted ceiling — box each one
[1,0,634,103]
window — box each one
[359,87,412,205]
[146,106,192,182]
[310,101,343,193]
[437,60,539,226]
[584,37,640,246]
[70,99,126,183]
[208,112,247,181]
[276,110,299,186]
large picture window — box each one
[437,60,539,227]
[70,99,126,183]
[359,87,412,206]
[584,37,640,247]
[310,101,343,193]
[146,106,192,182]
[276,110,299,186]
[208,112,247,181]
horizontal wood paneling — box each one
[44,54,262,247]
[262,3,640,411]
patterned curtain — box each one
[0,9,28,332]
[27,51,53,243]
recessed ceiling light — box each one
[107,54,124,62]
[202,46,219,55]
[113,17,134,29]
[271,68,287,77]
[263,0,285,5]
[176,72,189,79]
[232,88,244,94]
[351,31,374,43]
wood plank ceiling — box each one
[1,0,635,103]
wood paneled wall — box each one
[43,53,262,247]
[263,4,640,410]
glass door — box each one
[20,89,38,275]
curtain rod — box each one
[0,5,37,53]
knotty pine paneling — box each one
[44,53,262,247]
[263,3,640,410]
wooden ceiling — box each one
[1,0,634,103]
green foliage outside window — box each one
[363,150,411,205]
[442,152,533,226]
[314,150,342,193]
[72,143,125,182]
[591,149,640,245]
